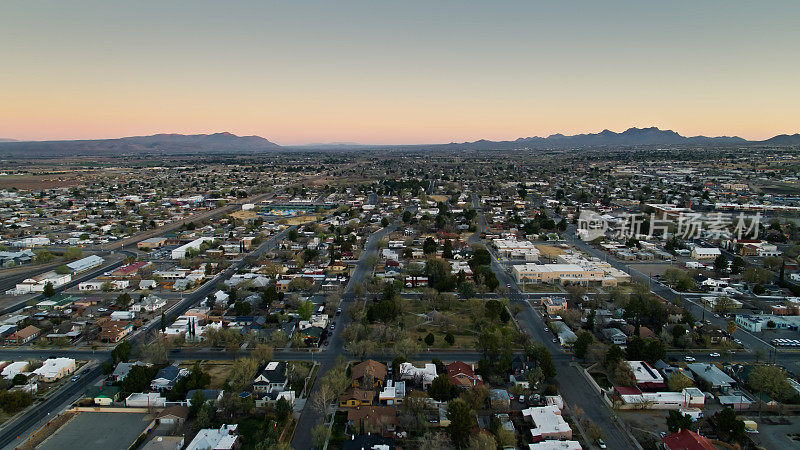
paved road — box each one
[0,363,104,449]
[290,208,411,450]
[471,194,637,450]
[0,229,292,445]
[560,224,792,366]
[0,250,133,316]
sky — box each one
[1,1,799,145]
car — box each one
[544,327,549,332]
[324,341,329,346]
[734,339,743,345]
[170,348,181,353]
[518,395,525,403]
[98,308,107,312]
[660,432,667,438]
[552,338,558,343]
[330,324,335,330]
[508,394,515,401]
[709,352,720,357]
[82,368,90,374]
[71,376,79,382]
[684,356,696,362]
[596,439,606,449]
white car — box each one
[684,356,696,362]
[709,352,720,357]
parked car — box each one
[518,395,525,404]
[71,376,79,382]
[684,356,696,362]
[596,439,607,449]
[709,352,720,357]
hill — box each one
[0,132,280,157]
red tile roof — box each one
[662,429,716,450]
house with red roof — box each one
[662,429,716,450]
[446,361,483,387]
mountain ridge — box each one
[1,127,799,156]
[0,132,280,157]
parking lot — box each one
[37,412,150,450]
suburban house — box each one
[522,405,572,442]
[4,325,41,345]
[33,358,76,382]
[185,424,240,450]
[252,361,288,393]
[662,429,716,450]
[338,388,375,408]
[151,364,190,392]
[398,362,438,388]
[350,360,387,389]
[601,327,627,345]
[378,380,406,405]
[446,361,483,387]
[98,321,133,343]
[346,406,398,434]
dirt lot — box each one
[0,173,95,190]
[178,360,234,388]
[536,245,566,259]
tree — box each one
[458,281,476,299]
[34,249,55,263]
[668,372,695,392]
[742,267,773,285]
[604,345,625,368]
[311,423,330,449]
[713,254,728,275]
[714,407,745,442]
[731,256,745,274]
[713,296,736,315]
[666,410,694,432]
[11,374,28,386]
[429,374,454,401]
[442,240,453,259]
[116,292,132,308]
[297,300,314,321]
[111,340,132,363]
[574,331,593,360]
[189,389,207,418]
[445,333,455,346]
[446,398,474,447]
[423,237,438,255]
[425,333,435,346]
[275,397,292,424]
[42,282,55,298]
[55,264,71,275]
[252,344,274,365]
[538,347,557,379]
[63,247,82,261]
[749,365,793,402]
[466,433,496,450]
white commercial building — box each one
[171,237,215,259]
[66,255,105,273]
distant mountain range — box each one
[430,127,755,151]
[0,132,279,157]
[1,127,799,156]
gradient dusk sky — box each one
[1,1,799,145]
